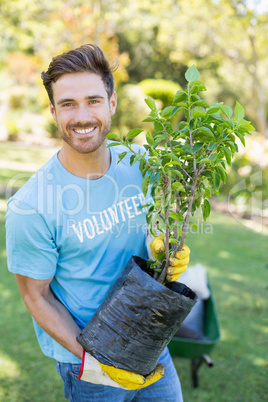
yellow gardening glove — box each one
[78,351,165,390]
[99,361,165,390]
[150,234,190,282]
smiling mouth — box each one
[73,127,96,135]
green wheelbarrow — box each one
[168,282,220,387]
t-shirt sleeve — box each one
[5,199,58,279]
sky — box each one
[247,0,268,14]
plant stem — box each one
[174,179,197,254]
[188,85,197,177]
[157,178,170,284]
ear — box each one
[49,101,57,122]
[109,92,117,116]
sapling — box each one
[107,65,254,283]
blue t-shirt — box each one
[5,142,150,363]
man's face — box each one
[50,72,117,154]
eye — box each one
[89,99,99,105]
[63,102,73,107]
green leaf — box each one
[209,153,218,164]
[107,142,120,148]
[223,146,232,165]
[154,121,163,133]
[165,161,182,167]
[173,90,187,103]
[169,169,184,180]
[146,132,154,146]
[181,144,193,155]
[212,172,221,190]
[117,151,128,163]
[133,154,140,164]
[139,203,152,209]
[142,175,150,197]
[207,105,221,114]
[237,120,255,133]
[196,157,211,164]
[152,138,163,149]
[145,98,157,111]
[198,127,215,139]
[201,170,213,179]
[191,94,200,102]
[142,116,156,122]
[189,221,198,231]
[155,252,166,262]
[161,106,175,118]
[169,212,184,221]
[170,106,183,117]
[106,133,120,140]
[172,182,185,192]
[234,101,245,122]
[169,238,179,244]
[185,65,200,82]
[226,141,236,154]
[193,143,205,153]
[192,107,206,118]
[208,113,224,122]
[194,81,207,92]
[208,142,217,150]
[215,165,227,182]
[234,130,246,146]
[190,85,199,94]
[221,105,233,119]
[195,99,209,107]
[202,199,211,221]
[126,128,143,140]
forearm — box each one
[23,287,83,360]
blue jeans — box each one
[56,347,183,401]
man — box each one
[5,44,189,401]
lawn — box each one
[0,142,267,401]
[0,142,59,191]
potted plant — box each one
[108,65,253,282]
[77,65,253,374]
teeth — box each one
[74,127,95,134]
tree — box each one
[114,0,268,136]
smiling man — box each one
[5,44,187,401]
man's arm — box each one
[15,274,83,360]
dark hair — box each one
[41,44,118,105]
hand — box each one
[150,234,190,282]
[78,351,165,390]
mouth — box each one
[72,127,96,136]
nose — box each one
[76,104,92,123]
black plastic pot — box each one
[77,256,197,375]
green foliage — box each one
[44,121,59,139]
[138,79,181,109]
[110,65,254,281]
[8,91,26,110]
[111,84,149,135]
[4,114,20,142]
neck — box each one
[58,141,111,180]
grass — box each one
[0,142,59,190]
[0,141,267,401]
